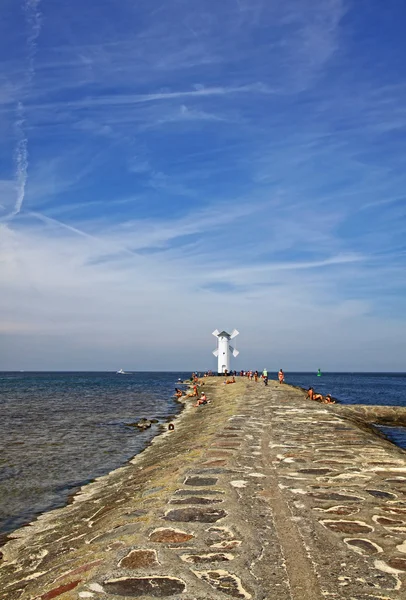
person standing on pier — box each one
[278,369,285,384]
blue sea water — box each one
[0,371,405,538]
[0,371,189,537]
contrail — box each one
[29,212,139,257]
[25,0,42,83]
[8,1,41,218]
[12,102,28,217]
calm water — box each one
[1,371,405,537]
[0,371,189,536]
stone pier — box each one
[1,379,406,600]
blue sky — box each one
[0,0,405,371]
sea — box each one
[0,371,405,538]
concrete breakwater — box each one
[1,379,406,599]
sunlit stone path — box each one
[1,379,406,599]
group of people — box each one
[237,368,285,386]
[179,370,337,410]
[306,387,336,404]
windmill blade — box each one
[232,349,239,357]
[212,349,219,357]
[230,329,239,339]
[212,329,220,337]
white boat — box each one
[116,368,126,374]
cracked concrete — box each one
[1,378,406,599]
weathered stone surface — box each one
[387,558,406,571]
[321,520,373,534]
[373,516,404,526]
[193,468,230,475]
[118,549,159,569]
[103,576,186,596]
[169,496,224,505]
[192,570,251,599]
[202,459,228,467]
[53,560,103,582]
[211,540,242,549]
[382,506,406,515]
[39,580,82,600]
[149,528,194,543]
[212,442,241,449]
[174,488,224,496]
[164,507,227,523]
[184,476,218,486]
[180,552,234,563]
[315,505,360,516]
[366,489,398,500]
[310,492,363,502]
[205,450,234,458]
[207,526,236,541]
[344,538,382,555]
[299,468,332,475]
[87,524,139,544]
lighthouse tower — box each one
[212,329,239,374]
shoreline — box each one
[0,385,191,544]
[2,375,405,545]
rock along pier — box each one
[1,378,406,600]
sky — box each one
[0,0,405,371]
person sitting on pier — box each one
[226,376,236,384]
[322,394,336,404]
[306,387,323,401]
[174,388,183,398]
[306,387,315,400]
[195,392,209,406]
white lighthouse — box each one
[212,329,239,374]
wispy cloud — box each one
[5,0,42,218]
[24,0,42,82]
[11,103,28,217]
[0,0,405,369]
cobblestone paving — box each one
[1,379,406,599]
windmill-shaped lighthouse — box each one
[212,329,239,374]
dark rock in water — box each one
[151,419,159,423]
[126,419,153,430]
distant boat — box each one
[116,368,127,374]
[317,368,322,377]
